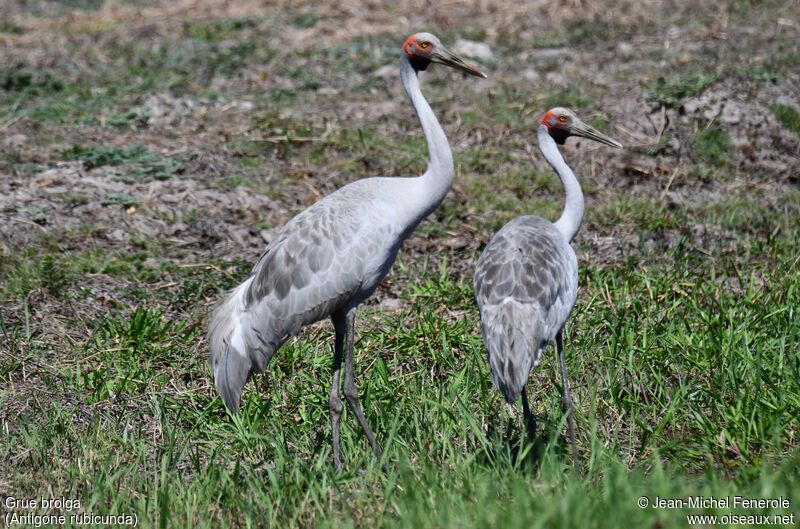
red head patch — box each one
[403,35,434,60]
[402,36,416,58]
[541,110,555,127]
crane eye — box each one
[419,42,430,49]
[558,115,567,123]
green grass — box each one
[0,247,154,298]
[771,103,800,133]
[291,12,319,29]
[648,73,716,108]
[57,0,106,11]
[540,88,593,112]
[0,64,66,94]
[0,20,25,34]
[691,127,733,167]
[0,27,274,127]
[2,207,798,527]
[62,144,186,181]
[183,16,267,42]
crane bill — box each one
[571,121,623,148]
[431,46,488,78]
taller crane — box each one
[208,32,486,469]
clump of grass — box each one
[222,174,253,188]
[62,144,185,180]
[63,144,151,169]
[639,132,673,156]
[0,21,25,34]
[39,254,68,294]
[59,0,105,10]
[67,307,198,403]
[0,248,148,299]
[291,13,318,29]
[0,64,65,94]
[738,66,779,84]
[565,18,653,47]
[102,192,136,207]
[648,73,715,107]
[0,155,34,176]
[63,193,89,205]
[540,88,592,110]
[184,16,264,41]
[691,127,732,166]
[25,206,48,224]
[108,106,151,129]
[134,156,185,181]
[771,103,800,133]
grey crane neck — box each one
[537,124,584,242]
[399,54,454,206]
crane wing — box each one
[208,179,400,411]
[247,186,395,333]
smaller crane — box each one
[473,108,622,459]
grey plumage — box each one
[473,216,577,403]
[209,179,405,412]
[473,107,622,459]
[208,32,487,469]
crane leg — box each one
[520,386,537,441]
[329,312,346,471]
[556,330,578,461]
[342,308,383,461]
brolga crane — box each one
[208,32,486,469]
[473,107,621,460]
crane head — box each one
[541,107,623,148]
[402,32,487,78]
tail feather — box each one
[208,279,255,412]
[216,338,252,413]
[479,299,545,405]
